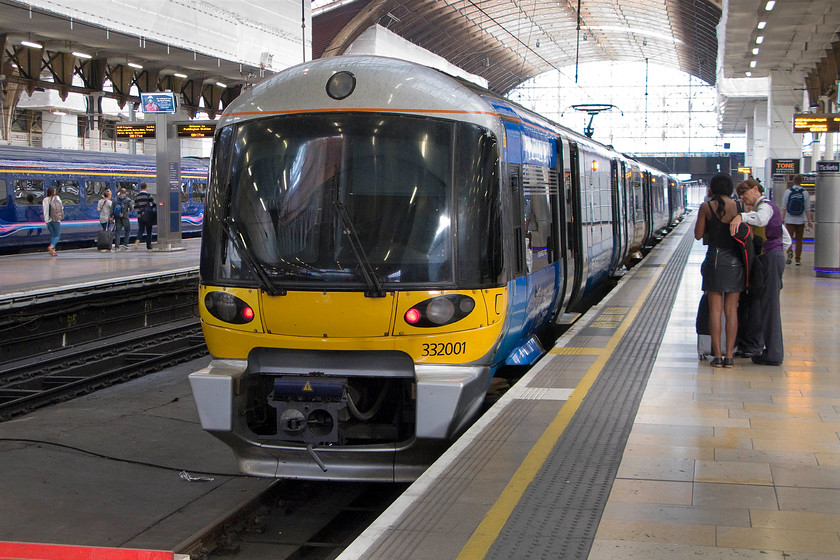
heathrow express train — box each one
[189,55,684,481]
[0,146,208,251]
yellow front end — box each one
[199,285,508,364]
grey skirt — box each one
[701,247,745,293]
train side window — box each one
[15,179,45,205]
[180,181,189,203]
[56,180,80,205]
[117,181,138,201]
[192,182,207,203]
[0,180,6,206]
[86,180,111,202]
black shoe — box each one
[723,358,734,368]
[710,357,724,367]
[751,355,782,366]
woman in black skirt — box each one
[694,173,745,367]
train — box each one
[189,55,685,481]
[0,146,208,251]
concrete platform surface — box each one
[0,356,274,551]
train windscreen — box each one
[201,114,501,290]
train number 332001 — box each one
[421,342,467,356]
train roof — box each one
[0,145,208,172]
[219,55,504,133]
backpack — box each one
[49,196,64,221]
[113,197,129,218]
[786,186,805,216]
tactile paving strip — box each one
[485,230,694,560]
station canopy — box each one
[313,0,722,94]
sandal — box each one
[723,357,734,368]
[710,357,724,367]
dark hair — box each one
[46,186,56,197]
[792,174,803,185]
[708,173,733,218]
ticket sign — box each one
[140,92,177,114]
[771,159,799,175]
[116,123,156,139]
[792,113,840,133]
[177,123,216,138]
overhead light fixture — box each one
[765,1,775,10]
[757,21,767,29]
[752,48,760,55]
[72,51,92,59]
[173,72,188,79]
[127,62,143,69]
[750,60,757,68]
[215,81,227,88]
[21,40,43,49]
[745,71,752,77]
[756,36,764,44]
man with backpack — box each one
[112,187,133,251]
[133,183,156,251]
[781,174,812,266]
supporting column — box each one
[765,70,802,204]
[154,113,184,251]
[753,100,768,184]
[41,111,78,149]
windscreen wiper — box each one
[333,200,385,298]
[221,218,286,296]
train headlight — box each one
[326,71,356,100]
[404,295,475,328]
[204,292,255,324]
[427,297,455,324]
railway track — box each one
[0,318,207,420]
[182,480,409,560]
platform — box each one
[0,238,201,303]
[0,355,275,552]
[338,217,840,560]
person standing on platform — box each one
[133,183,156,251]
[730,179,791,366]
[113,187,133,251]
[97,189,114,231]
[781,174,812,266]
[42,186,63,257]
[694,173,744,368]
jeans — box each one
[138,221,154,249]
[114,217,130,247]
[47,221,61,248]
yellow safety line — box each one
[456,267,665,560]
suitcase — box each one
[696,294,725,360]
[97,227,115,251]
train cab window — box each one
[192,182,207,203]
[180,181,189,203]
[56,180,80,205]
[86,181,111,202]
[15,180,45,205]
[0,180,6,206]
[117,181,138,201]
